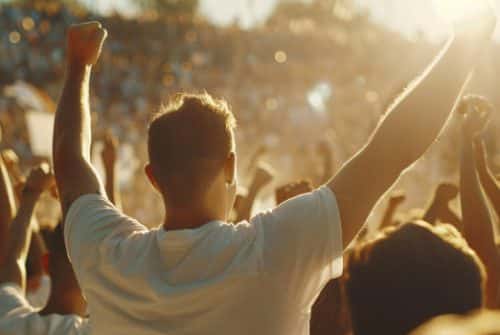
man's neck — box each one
[163,207,225,231]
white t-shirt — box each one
[0,283,89,335]
[27,275,51,309]
[65,186,343,335]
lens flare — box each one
[433,0,494,22]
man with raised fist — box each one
[53,6,496,335]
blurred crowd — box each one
[0,2,500,334]
[0,1,449,225]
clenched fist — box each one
[24,163,55,195]
[459,95,494,137]
[67,21,107,67]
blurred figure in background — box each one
[459,95,500,308]
[345,221,486,335]
[410,311,500,335]
[0,164,89,335]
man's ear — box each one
[144,163,160,191]
[42,253,50,274]
[225,152,236,185]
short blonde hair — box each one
[148,92,236,205]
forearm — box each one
[329,35,486,245]
[0,157,16,264]
[54,65,92,163]
[423,202,439,225]
[53,64,104,214]
[371,37,482,169]
[475,139,500,217]
[320,152,334,185]
[379,203,398,229]
[0,190,40,290]
[105,164,121,209]
[461,135,499,307]
[236,184,260,222]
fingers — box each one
[26,163,55,192]
[67,21,108,66]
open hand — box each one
[67,21,107,67]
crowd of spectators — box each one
[0,2,499,335]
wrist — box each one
[104,163,116,174]
[67,62,91,79]
[21,186,42,201]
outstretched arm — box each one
[460,96,500,308]
[0,164,54,291]
[474,137,500,218]
[53,22,108,217]
[328,11,496,246]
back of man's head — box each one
[147,93,236,207]
[345,221,485,335]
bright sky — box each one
[79,0,500,40]
[198,0,500,40]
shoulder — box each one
[0,283,34,318]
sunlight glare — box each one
[433,0,494,22]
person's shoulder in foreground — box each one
[410,310,500,335]
[0,282,89,335]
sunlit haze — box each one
[77,0,500,40]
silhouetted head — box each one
[345,221,485,335]
[145,93,237,224]
[410,311,500,335]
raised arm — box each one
[101,132,122,209]
[0,164,54,291]
[235,163,274,222]
[459,96,500,308]
[317,140,335,186]
[0,155,16,265]
[379,191,406,230]
[422,182,461,229]
[474,137,500,218]
[53,22,107,217]
[328,10,496,246]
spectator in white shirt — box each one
[53,11,495,335]
[0,164,89,335]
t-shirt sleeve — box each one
[0,283,88,335]
[0,283,32,319]
[64,194,148,273]
[251,186,343,303]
